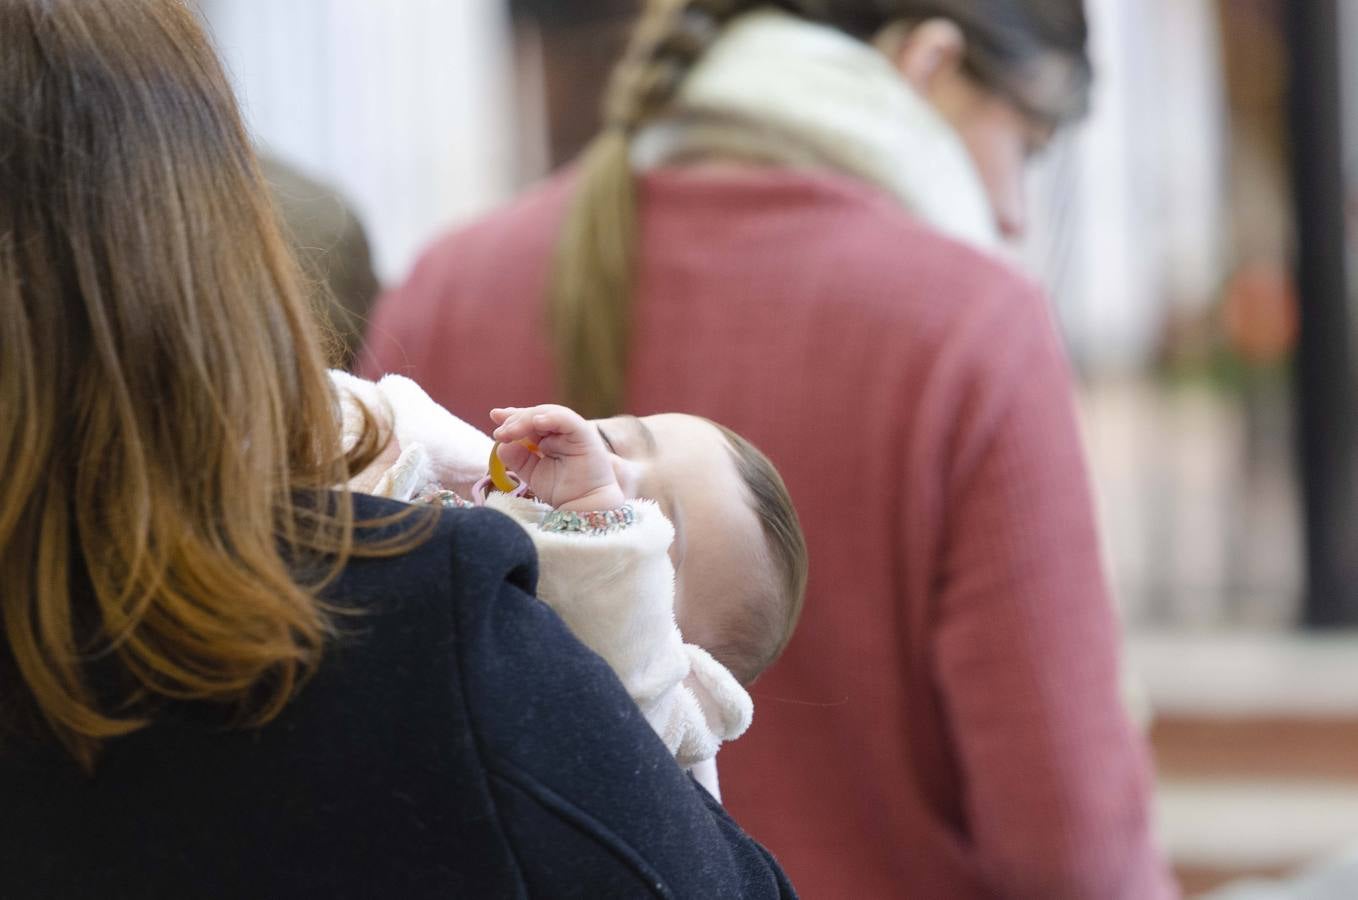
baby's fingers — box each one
[492,404,581,440]
[490,407,531,433]
[490,407,540,443]
[526,405,590,442]
[494,440,535,475]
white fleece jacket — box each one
[329,372,753,795]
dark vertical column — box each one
[1285,0,1358,625]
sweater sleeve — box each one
[929,288,1176,900]
[484,494,753,767]
[450,509,795,898]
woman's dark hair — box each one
[509,0,639,27]
[786,1,1090,123]
[0,0,403,769]
[548,0,1090,419]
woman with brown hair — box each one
[0,1,795,896]
[364,0,1176,897]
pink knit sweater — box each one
[361,168,1177,899]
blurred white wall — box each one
[1343,2,1358,192]
[1026,0,1227,371]
[200,0,516,285]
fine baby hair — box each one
[700,421,807,686]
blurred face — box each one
[930,76,1054,242]
[592,413,769,649]
[891,20,1058,241]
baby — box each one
[331,372,807,796]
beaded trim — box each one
[416,486,473,509]
[541,504,637,536]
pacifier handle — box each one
[488,442,520,494]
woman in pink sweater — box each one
[362,1,1176,897]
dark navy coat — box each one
[1,495,796,899]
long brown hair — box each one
[548,0,1091,419]
[0,0,397,769]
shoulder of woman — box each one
[431,503,541,602]
[741,177,1049,331]
[339,494,540,611]
[832,229,1058,376]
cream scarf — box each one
[632,7,1000,252]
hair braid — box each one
[548,0,1090,418]
[547,0,760,419]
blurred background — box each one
[198,1,1358,894]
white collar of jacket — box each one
[631,7,1001,253]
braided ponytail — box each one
[547,0,758,419]
[547,0,1089,418]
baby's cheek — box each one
[672,578,693,637]
[672,578,716,650]
[612,456,642,498]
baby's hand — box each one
[490,405,625,511]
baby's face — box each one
[592,413,769,648]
